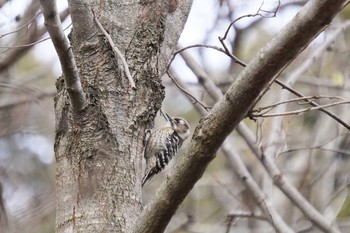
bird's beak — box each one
[164,113,172,122]
[159,109,171,122]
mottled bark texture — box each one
[54,0,192,232]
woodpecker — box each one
[142,113,190,187]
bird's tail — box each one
[141,167,158,187]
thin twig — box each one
[326,179,350,209]
[227,212,268,222]
[279,133,350,155]
[220,9,262,42]
[0,11,42,39]
[284,147,350,157]
[255,95,345,111]
[0,7,70,74]
[168,44,228,70]
[167,70,211,111]
[218,1,280,66]
[220,1,280,41]
[0,24,72,50]
[251,96,349,118]
[93,12,136,89]
[280,131,350,156]
[0,91,56,111]
[0,0,40,73]
[252,101,349,118]
[275,79,350,130]
[177,47,223,101]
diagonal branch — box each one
[169,69,293,232]
[39,0,86,114]
[176,43,342,233]
[167,70,210,111]
[274,79,350,130]
[93,12,136,89]
[133,0,348,232]
[252,100,350,117]
[221,141,294,233]
[170,67,294,232]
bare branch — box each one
[0,12,41,39]
[36,7,71,38]
[168,44,230,70]
[261,19,350,173]
[285,20,350,86]
[93,12,136,89]
[222,141,294,233]
[218,1,281,66]
[133,1,348,232]
[168,69,208,115]
[210,37,350,130]
[177,48,223,101]
[237,124,344,233]
[166,52,293,233]
[174,45,302,233]
[227,212,267,222]
[251,96,349,118]
[0,91,56,111]
[173,30,350,132]
[280,132,350,156]
[39,0,86,113]
[253,101,349,117]
[274,79,350,130]
[0,0,40,73]
[175,8,350,233]
[167,70,210,111]
[220,2,266,43]
[0,24,72,50]
[0,6,70,73]
[175,42,350,131]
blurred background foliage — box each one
[0,0,349,232]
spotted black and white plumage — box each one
[142,113,190,187]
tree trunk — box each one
[54,1,192,232]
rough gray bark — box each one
[54,0,192,232]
